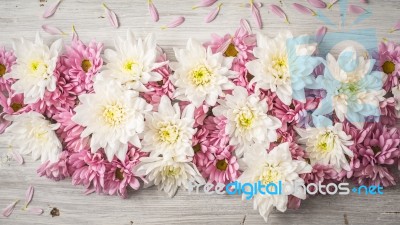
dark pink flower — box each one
[377,97,398,126]
[37,151,70,181]
[0,47,16,92]
[0,89,28,115]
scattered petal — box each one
[11,150,24,165]
[389,20,400,33]
[360,0,368,3]
[72,25,79,41]
[243,2,263,8]
[307,0,327,8]
[28,208,44,215]
[268,4,290,24]
[41,24,65,35]
[84,189,96,195]
[193,0,218,9]
[25,185,34,208]
[251,1,262,29]
[205,3,222,23]
[102,3,119,28]
[161,16,185,29]
[42,0,61,18]
[240,18,252,33]
[327,0,339,9]
[292,3,317,16]
[348,5,368,15]
[2,200,19,217]
[148,0,159,22]
[316,26,328,43]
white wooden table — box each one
[1,0,400,224]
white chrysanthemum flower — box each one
[72,78,152,161]
[6,33,62,104]
[213,86,282,156]
[295,123,354,171]
[391,85,400,118]
[246,31,317,105]
[142,95,196,160]
[0,112,62,163]
[134,157,205,197]
[101,31,167,92]
[170,38,237,107]
[238,142,312,222]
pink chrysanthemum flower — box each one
[64,40,104,94]
[377,97,398,126]
[0,89,28,115]
[204,22,257,91]
[0,47,16,91]
[104,147,147,198]
[376,41,400,91]
[69,149,107,194]
[27,57,77,118]
[141,51,175,107]
[202,116,230,148]
[37,151,70,181]
[344,122,400,187]
[53,109,90,153]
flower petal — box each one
[389,20,400,33]
[292,3,317,16]
[43,0,61,18]
[161,16,185,29]
[316,26,327,44]
[28,208,44,215]
[327,0,338,9]
[240,18,252,33]
[348,5,368,15]
[102,3,119,28]
[2,200,19,217]
[25,185,34,208]
[192,0,218,9]
[268,4,289,24]
[307,0,327,9]
[251,2,262,29]
[148,0,159,22]
[41,24,65,35]
[204,3,222,23]
[72,25,79,41]
[11,150,24,165]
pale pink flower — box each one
[104,147,147,198]
[0,47,16,91]
[203,116,230,148]
[64,40,104,94]
[37,151,70,181]
[375,41,400,91]
[0,89,28,115]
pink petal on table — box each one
[205,3,222,23]
[102,3,119,28]
[25,185,34,208]
[268,4,290,24]
[148,0,159,22]
[192,0,218,9]
[348,5,368,15]
[42,0,61,18]
[389,20,400,33]
[360,0,368,3]
[72,25,79,41]
[28,208,44,215]
[251,2,262,29]
[240,18,252,33]
[161,16,185,29]
[41,24,65,35]
[316,26,327,43]
[292,3,317,16]
[11,150,24,165]
[307,0,327,8]
[2,200,19,217]
[243,2,263,8]
[327,0,339,9]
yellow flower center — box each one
[10,103,23,112]
[122,60,138,72]
[190,65,213,87]
[102,102,127,126]
[216,159,228,171]
[236,107,255,130]
[259,164,281,185]
[382,61,395,74]
[115,168,124,181]
[28,60,48,77]
[0,64,6,77]
[162,165,181,177]
[33,130,48,141]
[224,43,238,57]
[81,59,92,73]
[271,55,289,80]
[316,132,334,153]
[158,122,181,144]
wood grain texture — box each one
[1,0,400,224]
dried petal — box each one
[102,3,119,28]
[28,208,44,215]
[43,0,61,18]
[251,1,262,29]
[148,0,159,22]
[316,26,327,43]
[2,200,19,217]
[205,3,222,23]
[348,5,368,15]
[327,0,339,9]
[292,3,317,16]
[193,0,218,9]
[307,0,327,8]
[41,24,65,35]
[389,20,400,33]
[161,16,185,29]
[240,19,252,33]
[11,150,24,165]
[268,4,289,24]
[72,25,79,42]
[25,185,34,208]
